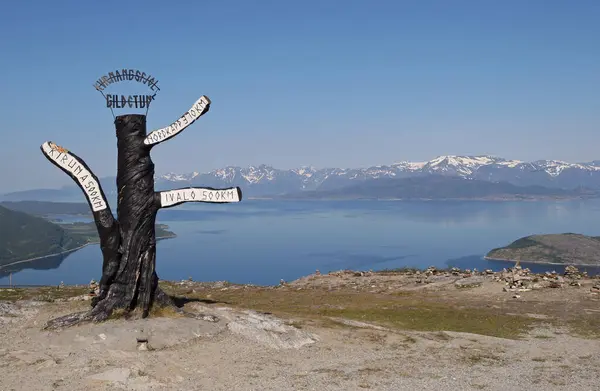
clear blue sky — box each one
[0,0,598,192]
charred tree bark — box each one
[91,208,120,306]
[91,115,161,320]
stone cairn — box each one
[302,262,600,296]
[496,264,591,292]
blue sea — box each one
[2,199,600,286]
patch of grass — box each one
[432,331,452,341]
[532,357,547,362]
[160,285,538,339]
[566,316,600,339]
[364,332,387,344]
[284,320,305,329]
[107,308,129,320]
[548,379,567,386]
[464,352,504,366]
[357,367,384,375]
[312,368,345,376]
[150,305,184,318]
[104,305,184,320]
[389,291,414,297]
[315,299,532,339]
[0,286,88,302]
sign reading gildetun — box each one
[94,68,160,111]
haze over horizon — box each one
[0,0,598,193]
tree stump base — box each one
[44,289,218,330]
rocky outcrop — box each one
[486,233,600,266]
[219,307,319,350]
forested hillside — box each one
[0,205,87,266]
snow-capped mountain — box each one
[152,155,600,197]
[4,155,600,202]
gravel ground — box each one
[1,296,599,391]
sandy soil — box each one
[1,269,599,391]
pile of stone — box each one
[424,266,439,276]
[494,264,592,293]
[89,279,99,295]
[494,265,532,291]
[67,279,100,301]
[589,270,600,294]
[563,265,587,286]
[415,266,448,284]
[326,270,375,278]
[304,265,598,294]
[454,275,486,288]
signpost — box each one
[40,70,242,328]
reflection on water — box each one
[307,251,415,270]
[2,199,600,286]
[0,252,70,280]
[194,229,229,235]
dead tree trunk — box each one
[41,96,242,329]
[92,114,160,320]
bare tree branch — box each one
[157,186,242,209]
[40,141,121,303]
[40,142,112,217]
[143,96,211,146]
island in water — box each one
[486,233,600,266]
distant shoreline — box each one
[269,196,596,202]
[6,196,597,203]
[483,256,600,268]
[0,243,92,271]
[0,234,176,272]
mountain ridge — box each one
[5,155,600,201]
[278,176,597,201]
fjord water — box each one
[2,200,600,286]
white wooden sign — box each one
[41,142,108,212]
[160,187,241,208]
[144,96,211,145]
